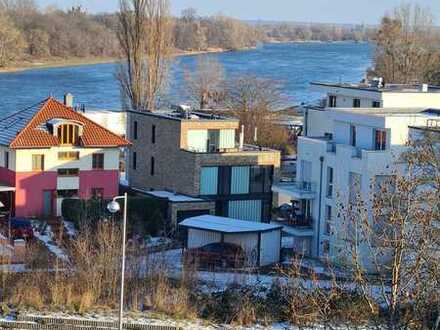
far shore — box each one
[0,47,238,74]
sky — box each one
[35,0,440,25]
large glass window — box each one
[218,166,231,195]
[200,167,218,195]
[250,166,273,193]
[228,200,262,222]
[352,98,361,108]
[231,166,250,194]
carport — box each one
[179,215,283,267]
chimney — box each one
[64,93,74,107]
[239,125,244,150]
[422,84,428,92]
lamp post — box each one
[107,192,128,330]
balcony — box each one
[272,215,314,237]
[272,181,316,200]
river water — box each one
[0,42,372,115]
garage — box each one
[179,215,283,267]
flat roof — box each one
[311,82,440,93]
[133,188,206,203]
[128,109,238,122]
[145,190,206,203]
[179,215,283,233]
[330,107,440,117]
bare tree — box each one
[117,0,173,111]
[184,55,225,109]
[371,3,439,84]
[338,130,440,330]
[0,13,26,66]
[224,76,292,153]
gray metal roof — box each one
[0,100,44,146]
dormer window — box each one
[58,124,79,145]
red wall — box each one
[13,170,119,217]
[79,170,119,200]
[0,167,16,186]
[15,172,57,217]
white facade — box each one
[276,83,440,271]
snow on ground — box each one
[63,221,77,238]
[33,225,69,262]
[145,236,173,248]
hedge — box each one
[61,196,168,236]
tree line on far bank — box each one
[0,0,382,69]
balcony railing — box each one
[276,215,313,228]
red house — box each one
[0,97,130,217]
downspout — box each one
[316,156,324,257]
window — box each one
[57,189,78,198]
[250,166,273,193]
[231,166,250,194]
[326,167,334,198]
[352,98,361,108]
[91,188,104,199]
[350,125,357,147]
[328,95,337,107]
[58,151,79,160]
[4,151,8,169]
[57,124,79,145]
[92,153,104,170]
[132,152,137,170]
[150,157,155,176]
[325,205,332,235]
[372,101,381,108]
[218,166,231,195]
[32,155,44,171]
[151,125,156,144]
[374,129,387,150]
[133,121,138,140]
[200,167,219,195]
[57,168,79,177]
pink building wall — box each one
[0,167,15,186]
[15,172,57,217]
[13,170,119,217]
[79,170,119,200]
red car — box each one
[184,242,245,268]
[10,218,34,240]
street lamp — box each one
[107,192,128,330]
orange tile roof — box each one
[8,97,131,149]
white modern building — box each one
[273,81,440,271]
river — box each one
[0,42,372,115]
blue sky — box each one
[35,0,440,25]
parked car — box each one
[184,242,245,268]
[10,218,34,240]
